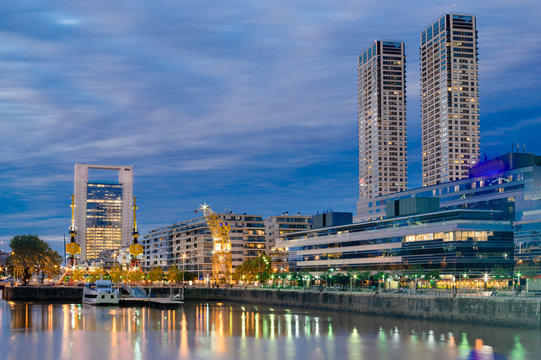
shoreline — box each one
[3,286,540,329]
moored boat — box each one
[82,280,119,305]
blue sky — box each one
[2,1,541,253]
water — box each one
[0,299,539,360]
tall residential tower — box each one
[357,41,407,218]
[74,164,134,261]
[421,14,480,186]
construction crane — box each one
[59,194,81,284]
[129,196,143,268]
[195,203,232,283]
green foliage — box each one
[406,265,424,279]
[109,266,124,283]
[491,265,511,280]
[515,263,538,279]
[148,267,164,283]
[127,268,145,282]
[166,266,181,283]
[8,234,63,284]
[232,255,271,282]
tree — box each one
[166,266,181,283]
[8,234,62,285]
[148,267,164,283]
[71,268,85,282]
[232,256,271,283]
[127,268,145,283]
[491,265,511,280]
[109,266,124,283]
[406,265,424,290]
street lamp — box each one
[112,252,118,268]
[182,253,187,284]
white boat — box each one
[82,280,119,305]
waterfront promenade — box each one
[3,285,540,329]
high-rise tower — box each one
[357,41,407,218]
[74,164,133,261]
[420,14,480,186]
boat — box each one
[82,280,119,305]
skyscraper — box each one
[420,14,480,186]
[74,164,133,261]
[357,40,407,218]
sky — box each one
[2,0,541,254]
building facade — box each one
[278,207,514,274]
[357,40,408,217]
[355,152,541,266]
[141,212,268,279]
[74,164,133,261]
[265,213,311,272]
[421,14,480,186]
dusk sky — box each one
[2,1,541,253]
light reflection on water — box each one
[0,299,539,360]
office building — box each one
[74,164,133,261]
[357,40,407,216]
[278,205,513,273]
[420,14,480,186]
[354,151,541,266]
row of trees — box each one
[63,266,198,284]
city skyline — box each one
[2,1,541,254]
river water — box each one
[0,299,539,360]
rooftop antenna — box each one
[517,143,520,153]
[453,3,457,13]
[523,144,526,153]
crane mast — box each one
[196,204,232,283]
[129,196,143,268]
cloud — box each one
[1,0,541,238]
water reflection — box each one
[1,299,539,360]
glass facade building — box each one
[354,152,541,267]
[74,164,133,262]
[85,183,123,260]
[278,209,513,273]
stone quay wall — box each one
[2,286,540,328]
[183,288,541,329]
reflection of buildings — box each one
[74,164,133,261]
[281,152,541,274]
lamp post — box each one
[113,252,118,268]
[182,253,187,285]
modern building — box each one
[357,40,408,217]
[141,211,268,279]
[420,14,480,186]
[265,213,311,272]
[74,164,133,261]
[355,152,541,266]
[278,204,514,274]
[264,213,311,249]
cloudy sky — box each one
[1,0,541,253]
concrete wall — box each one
[3,286,540,328]
[2,286,83,302]
[183,288,541,328]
